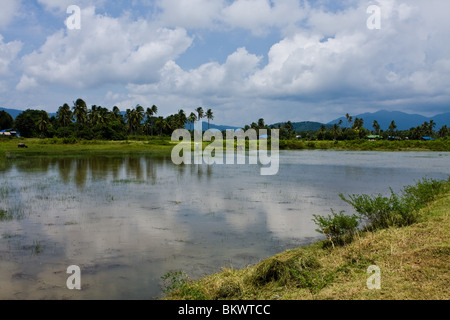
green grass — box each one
[0,137,175,158]
[279,139,450,151]
[1,138,449,159]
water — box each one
[0,150,449,299]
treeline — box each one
[263,113,449,141]
[1,103,449,141]
[0,99,214,140]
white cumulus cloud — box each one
[17,7,193,91]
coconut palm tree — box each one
[196,107,204,122]
[372,120,381,135]
[206,109,214,129]
[177,109,187,129]
[188,112,197,131]
[73,99,88,126]
[57,104,73,130]
[428,120,436,137]
[389,120,397,136]
[37,112,50,138]
[345,113,353,129]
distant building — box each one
[0,130,19,137]
[367,135,382,141]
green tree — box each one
[372,120,380,135]
[205,109,214,129]
[57,104,73,129]
[389,120,397,136]
[73,99,88,126]
[0,110,14,130]
[331,123,341,140]
[438,125,448,138]
[187,112,197,131]
[345,113,353,129]
[14,110,47,138]
[196,107,204,122]
[428,120,436,137]
[176,109,187,129]
[36,111,50,138]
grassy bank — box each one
[279,139,450,151]
[163,178,450,300]
[1,138,449,157]
[0,137,175,158]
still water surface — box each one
[0,150,449,299]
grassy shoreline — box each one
[163,180,450,300]
[1,137,449,157]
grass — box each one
[279,139,450,151]
[1,138,449,159]
[0,137,175,159]
[163,179,450,300]
[0,209,13,222]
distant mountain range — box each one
[272,110,450,132]
[327,110,450,131]
[270,121,331,132]
[2,107,449,132]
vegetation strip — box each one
[163,178,450,300]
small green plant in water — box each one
[0,209,13,222]
[161,270,188,294]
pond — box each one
[0,150,449,299]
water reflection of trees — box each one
[3,155,215,189]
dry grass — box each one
[165,193,449,300]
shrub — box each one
[62,137,77,144]
[312,210,360,247]
[339,178,449,231]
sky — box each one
[0,0,449,126]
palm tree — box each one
[319,125,327,140]
[57,104,73,130]
[177,109,187,129]
[438,125,448,138]
[206,109,214,130]
[372,120,380,135]
[389,120,397,136]
[331,123,340,140]
[428,120,436,137]
[37,112,50,138]
[73,99,88,126]
[352,117,364,130]
[188,112,197,131]
[345,113,353,129]
[196,107,204,122]
[112,106,121,121]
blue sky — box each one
[1,0,449,126]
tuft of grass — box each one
[0,209,13,222]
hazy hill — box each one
[270,121,331,132]
[0,108,24,119]
[328,110,450,131]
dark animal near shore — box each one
[18,143,28,148]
